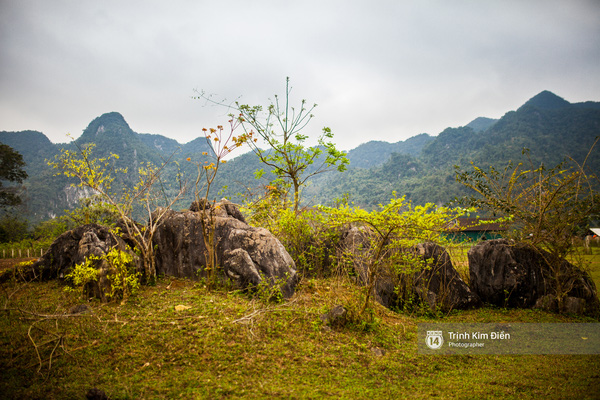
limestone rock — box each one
[338,225,479,311]
[410,242,480,310]
[468,239,599,315]
[338,225,397,308]
[320,305,348,328]
[152,200,298,298]
[17,224,140,301]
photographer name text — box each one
[449,331,511,340]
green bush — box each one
[244,190,340,278]
[64,248,140,303]
[64,257,99,299]
[0,214,28,243]
[254,273,286,304]
[103,248,140,303]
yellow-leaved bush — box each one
[65,248,140,303]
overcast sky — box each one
[1,0,599,151]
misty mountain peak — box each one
[466,117,498,132]
[97,111,126,123]
[78,112,134,143]
[520,90,571,110]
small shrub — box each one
[341,296,380,332]
[64,258,99,299]
[15,259,35,268]
[64,248,140,303]
[103,248,140,303]
[244,192,340,278]
[323,193,467,317]
[254,273,286,304]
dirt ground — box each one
[0,258,37,271]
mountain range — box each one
[1,90,599,224]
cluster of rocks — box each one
[9,223,139,301]
[468,239,598,314]
[152,199,298,298]
[16,200,298,300]
[338,225,481,313]
[15,200,598,316]
[339,227,599,315]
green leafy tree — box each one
[32,216,71,242]
[197,77,349,212]
[455,147,599,260]
[0,214,29,243]
[0,144,28,208]
[66,195,120,226]
[32,195,120,242]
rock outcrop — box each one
[5,201,298,300]
[338,225,398,308]
[468,239,599,314]
[409,242,480,310]
[339,225,479,311]
[320,305,348,328]
[152,200,298,298]
[16,224,140,300]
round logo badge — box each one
[426,330,444,350]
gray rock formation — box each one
[16,224,140,301]
[339,225,478,311]
[409,242,480,310]
[8,201,298,300]
[320,305,348,328]
[468,239,599,315]
[152,200,298,298]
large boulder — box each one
[409,242,480,310]
[152,200,298,298]
[338,225,479,311]
[468,239,599,314]
[12,224,141,301]
[338,225,398,308]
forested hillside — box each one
[0,112,216,223]
[308,91,600,207]
[345,133,434,169]
[1,90,599,223]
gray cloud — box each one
[1,0,599,150]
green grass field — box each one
[1,252,599,400]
